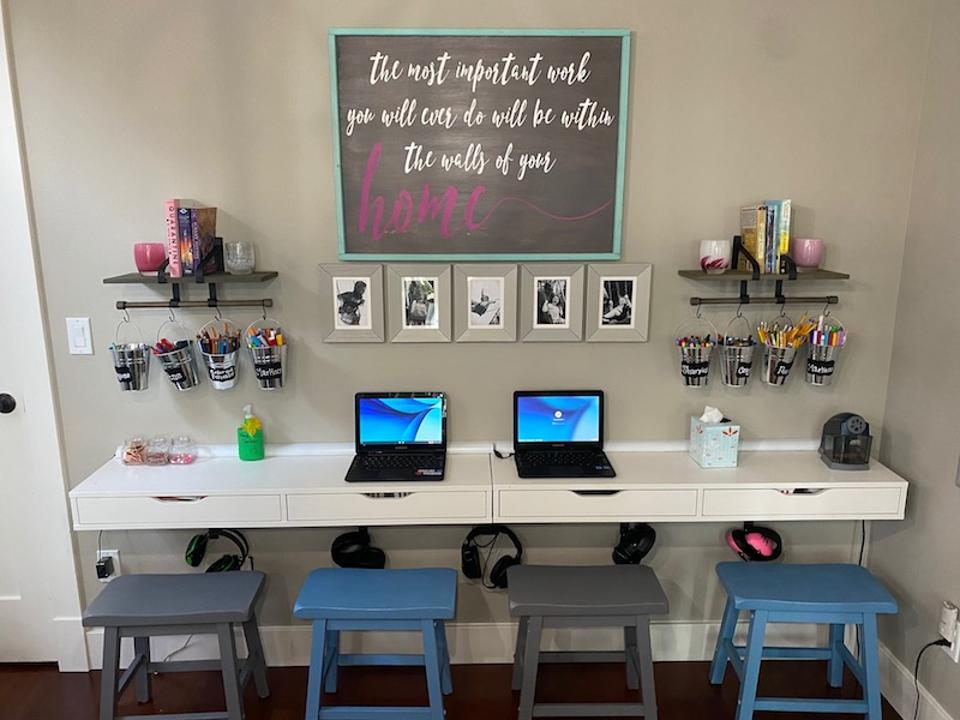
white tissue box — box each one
[689,415,740,468]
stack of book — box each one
[738,199,791,273]
[164,199,218,278]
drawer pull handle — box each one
[778,488,826,496]
[361,492,413,500]
[152,496,207,503]
[572,490,621,496]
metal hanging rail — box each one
[116,298,273,311]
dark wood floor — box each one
[0,660,900,719]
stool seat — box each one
[716,562,897,614]
[82,571,266,627]
[294,567,456,621]
[508,564,669,617]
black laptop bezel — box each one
[513,390,605,452]
[355,392,447,455]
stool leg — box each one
[710,596,739,685]
[735,610,768,720]
[323,630,339,694]
[133,636,151,703]
[421,619,445,720]
[828,623,844,688]
[624,623,639,690]
[436,620,453,695]
[512,616,529,691]
[242,619,271,699]
[517,615,543,720]
[861,614,882,720]
[217,623,244,720]
[636,615,658,720]
[99,626,120,720]
[305,620,327,720]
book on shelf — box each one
[189,207,218,274]
[164,199,182,278]
[740,198,792,273]
[177,207,194,275]
[738,203,766,272]
[163,199,218,277]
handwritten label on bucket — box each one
[115,366,133,383]
[254,362,282,381]
[806,358,835,376]
[208,365,237,383]
[164,366,187,383]
[735,362,753,378]
[774,360,794,377]
[681,360,710,377]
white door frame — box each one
[0,0,88,672]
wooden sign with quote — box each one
[330,29,630,261]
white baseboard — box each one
[879,643,954,720]
[52,616,89,672]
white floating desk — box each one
[69,446,907,531]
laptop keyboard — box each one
[518,450,607,467]
[359,454,444,470]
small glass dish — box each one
[121,437,146,465]
[145,436,170,465]
[169,435,196,465]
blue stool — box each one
[709,562,897,720]
[294,567,456,720]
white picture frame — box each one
[319,263,384,343]
[585,263,652,342]
[519,264,584,342]
[386,264,452,342]
[454,264,517,342]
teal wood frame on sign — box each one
[329,28,631,262]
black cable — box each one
[97,529,103,557]
[492,445,513,459]
[855,520,866,657]
[914,639,949,720]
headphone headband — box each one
[463,524,523,560]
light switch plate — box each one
[66,317,93,355]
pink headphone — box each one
[725,523,783,562]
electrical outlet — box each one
[939,601,960,662]
[96,549,121,583]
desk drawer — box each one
[287,490,489,525]
[496,488,699,521]
[74,494,283,528]
[701,487,904,519]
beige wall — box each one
[870,0,960,715]
[7,1,931,627]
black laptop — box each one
[344,392,447,482]
[513,390,616,478]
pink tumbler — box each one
[791,238,824,271]
[134,243,167,273]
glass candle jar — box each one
[145,436,169,465]
[169,435,196,465]
[224,241,255,274]
[121,437,146,465]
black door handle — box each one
[0,394,15,414]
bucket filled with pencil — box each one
[675,314,718,388]
[805,314,846,387]
[757,314,817,386]
[153,317,201,391]
[110,316,151,392]
[247,317,286,391]
[719,313,756,388]
[197,317,242,390]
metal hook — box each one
[168,307,176,323]
[214,306,223,321]
[261,301,267,321]
[121,308,131,323]
[821,302,832,318]
[735,302,744,318]
[695,303,703,319]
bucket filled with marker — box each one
[247,317,286,391]
[757,313,817,386]
[805,314,846,387]
[675,314,718,388]
[154,317,201,391]
[110,316,151,392]
[197,317,242,390]
[719,313,756,388]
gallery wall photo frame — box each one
[584,263,652,342]
[454,264,518,342]
[319,263,385,343]
[519,263,585,342]
[386,264,452,342]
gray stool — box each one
[82,572,270,720]
[508,565,668,720]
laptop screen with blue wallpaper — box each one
[357,395,445,447]
[515,394,601,444]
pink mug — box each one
[791,238,824,270]
[134,243,167,273]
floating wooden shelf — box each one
[677,269,849,281]
[103,271,278,285]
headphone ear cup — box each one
[613,524,656,565]
[461,545,482,579]
[489,556,519,589]
[185,533,208,567]
[206,554,243,573]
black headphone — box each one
[612,523,657,565]
[185,529,250,572]
[725,523,783,562]
[461,524,523,589]
[331,527,386,569]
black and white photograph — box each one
[600,277,636,328]
[402,277,439,329]
[467,277,504,329]
[334,277,371,330]
[534,277,570,328]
